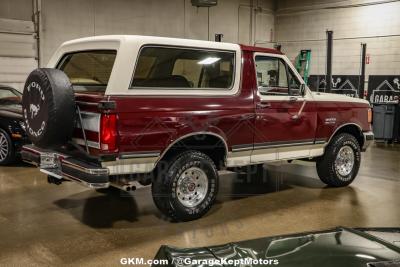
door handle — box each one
[289,96,298,102]
[256,102,271,109]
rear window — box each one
[131,46,235,89]
[57,50,116,92]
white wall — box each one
[0,0,37,90]
[0,0,32,21]
[275,0,400,78]
[40,0,276,65]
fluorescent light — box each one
[198,57,221,65]
[355,254,376,260]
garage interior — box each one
[0,0,399,266]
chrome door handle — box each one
[256,102,271,109]
[289,96,298,102]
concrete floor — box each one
[0,143,399,266]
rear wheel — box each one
[152,150,219,222]
[0,129,16,165]
[316,133,361,187]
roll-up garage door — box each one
[0,18,38,92]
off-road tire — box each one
[152,150,219,222]
[0,129,16,165]
[316,133,361,187]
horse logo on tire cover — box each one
[29,104,40,119]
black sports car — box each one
[0,85,29,165]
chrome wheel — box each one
[0,132,9,162]
[176,167,208,208]
[335,145,354,177]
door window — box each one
[255,56,302,96]
[255,56,288,95]
[288,69,301,96]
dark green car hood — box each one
[153,227,400,267]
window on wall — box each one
[255,56,301,96]
[131,47,235,89]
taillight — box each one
[367,108,372,124]
[100,113,118,152]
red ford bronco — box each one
[21,35,374,221]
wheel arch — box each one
[0,124,13,138]
[327,123,364,148]
[0,120,10,134]
[156,132,228,169]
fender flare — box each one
[326,123,364,146]
[156,131,229,164]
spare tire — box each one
[22,68,76,148]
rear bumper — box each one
[362,131,374,152]
[21,145,109,188]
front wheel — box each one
[0,129,16,165]
[316,133,361,187]
[152,150,219,222]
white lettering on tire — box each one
[24,81,46,138]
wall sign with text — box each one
[367,76,400,104]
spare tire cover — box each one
[22,68,76,148]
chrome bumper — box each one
[362,131,374,152]
[21,145,110,189]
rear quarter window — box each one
[57,50,117,92]
[131,46,235,90]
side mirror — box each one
[300,84,306,97]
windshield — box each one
[0,88,22,105]
[57,50,117,93]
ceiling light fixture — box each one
[198,57,221,65]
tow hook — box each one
[47,175,66,185]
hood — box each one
[311,92,371,106]
[153,227,400,267]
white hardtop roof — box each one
[61,35,240,51]
[47,35,243,96]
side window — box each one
[134,56,156,79]
[255,56,289,95]
[288,70,301,96]
[131,47,235,89]
[172,59,202,88]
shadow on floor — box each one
[1,160,34,168]
[217,168,291,202]
[54,188,140,228]
[53,163,331,229]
